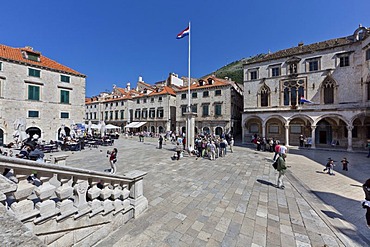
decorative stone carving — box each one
[73,179,90,219]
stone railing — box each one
[0,155,148,246]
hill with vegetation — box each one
[204,54,265,84]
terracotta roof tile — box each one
[246,36,354,65]
[149,86,176,96]
[177,76,232,92]
[0,44,86,77]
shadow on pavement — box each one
[256,179,276,187]
[311,190,370,246]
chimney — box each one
[25,46,33,51]
[138,76,143,82]
[127,82,131,91]
[298,42,304,47]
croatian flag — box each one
[176,26,190,39]
[300,96,313,104]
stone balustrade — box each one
[0,155,148,246]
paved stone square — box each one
[54,137,370,247]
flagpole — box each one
[187,21,191,112]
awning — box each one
[124,122,147,128]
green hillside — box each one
[205,54,265,83]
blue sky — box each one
[1,0,369,97]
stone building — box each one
[176,76,243,137]
[85,75,244,137]
[242,26,370,151]
[0,45,86,144]
[85,76,177,133]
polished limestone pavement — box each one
[52,137,370,247]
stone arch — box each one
[215,127,223,136]
[313,114,349,127]
[350,113,370,148]
[150,126,155,133]
[314,115,349,147]
[287,115,314,145]
[26,126,42,139]
[203,127,210,134]
[265,116,286,143]
[158,126,164,133]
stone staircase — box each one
[0,156,148,246]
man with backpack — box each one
[276,153,287,190]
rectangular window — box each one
[269,125,279,133]
[192,92,197,98]
[203,91,209,97]
[215,104,222,116]
[110,111,113,120]
[181,93,187,99]
[0,62,2,71]
[142,109,147,119]
[135,109,141,119]
[105,111,108,120]
[143,98,147,103]
[60,90,70,104]
[158,96,162,102]
[94,112,97,119]
[60,75,70,83]
[116,102,118,106]
[136,99,140,104]
[28,110,39,118]
[28,85,40,101]
[27,53,40,62]
[150,98,154,103]
[366,49,370,61]
[250,71,257,80]
[89,113,92,119]
[115,110,119,120]
[149,108,155,118]
[215,90,221,96]
[202,105,209,116]
[120,110,124,119]
[308,60,319,71]
[28,68,40,77]
[339,56,349,67]
[271,67,280,77]
[191,104,197,113]
[157,108,164,118]
[121,101,124,106]
[61,112,69,119]
[181,105,187,116]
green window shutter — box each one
[28,85,40,100]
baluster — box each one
[87,178,104,217]
[10,170,39,221]
[100,182,114,215]
[55,175,77,221]
[73,178,90,219]
[111,182,124,215]
[33,172,59,224]
[121,184,131,211]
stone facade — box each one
[242,26,370,150]
[0,45,86,145]
[176,76,243,137]
[85,75,244,137]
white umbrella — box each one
[59,124,66,138]
[100,121,106,137]
[87,121,92,136]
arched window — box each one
[259,85,270,107]
[322,77,336,104]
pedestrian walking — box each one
[107,148,118,174]
[276,153,287,189]
[229,137,234,153]
[362,178,370,228]
[323,158,335,175]
[273,141,280,161]
[158,135,163,149]
[341,157,349,171]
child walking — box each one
[341,157,349,171]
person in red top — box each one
[273,141,281,161]
[108,148,118,174]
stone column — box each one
[184,112,197,150]
[311,126,316,149]
[125,170,148,218]
[262,123,266,138]
[284,125,290,146]
[347,125,353,152]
